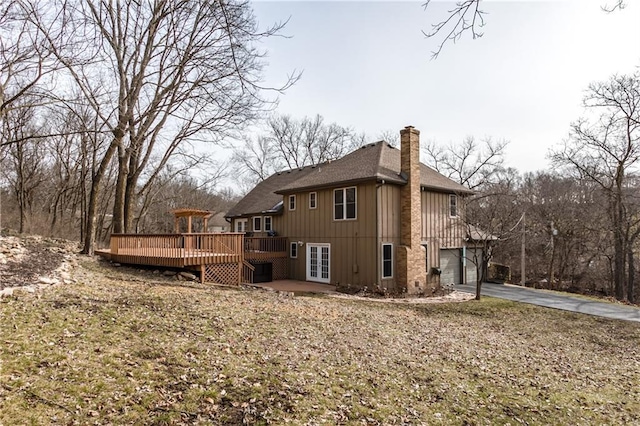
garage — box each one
[464,248,483,285]
[440,249,461,285]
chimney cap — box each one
[400,125,420,135]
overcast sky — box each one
[242,0,640,174]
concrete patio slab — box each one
[251,280,338,294]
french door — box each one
[306,244,330,283]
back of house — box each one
[225,126,479,293]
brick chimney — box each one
[397,126,427,294]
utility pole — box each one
[521,212,526,286]
[548,221,557,290]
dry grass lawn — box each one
[1,258,639,425]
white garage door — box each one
[465,248,482,284]
[440,249,461,285]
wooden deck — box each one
[96,233,288,284]
[100,233,244,267]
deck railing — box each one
[109,233,244,267]
[244,237,288,262]
[244,237,288,254]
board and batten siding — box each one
[377,184,402,291]
[422,190,467,285]
[278,182,378,288]
[377,183,468,288]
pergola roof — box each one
[171,208,215,233]
[171,208,214,219]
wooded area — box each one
[423,73,640,303]
[0,0,295,253]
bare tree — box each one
[422,0,485,59]
[423,134,510,299]
[234,114,365,185]
[375,129,400,147]
[423,0,627,58]
[422,136,508,190]
[30,0,298,253]
[0,98,48,233]
[550,72,640,303]
[134,153,229,233]
[464,167,522,299]
[232,136,279,186]
[0,0,59,121]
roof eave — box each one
[275,177,379,194]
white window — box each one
[309,192,317,209]
[290,242,298,258]
[334,187,356,220]
[252,216,262,232]
[235,219,247,232]
[264,216,272,232]
[289,195,296,211]
[449,194,458,217]
[382,243,393,278]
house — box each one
[225,126,479,294]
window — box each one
[252,216,262,232]
[334,187,357,220]
[264,216,272,232]
[382,243,393,278]
[449,194,458,217]
[235,219,247,232]
[290,242,298,258]
[309,192,317,209]
[289,195,296,211]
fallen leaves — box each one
[1,255,639,425]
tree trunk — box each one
[627,246,634,303]
[112,147,128,234]
[82,141,118,255]
[123,164,138,233]
[83,183,100,255]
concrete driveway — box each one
[455,282,640,323]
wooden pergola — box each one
[172,208,214,234]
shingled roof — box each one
[225,166,316,218]
[276,142,474,194]
[226,141,472,218]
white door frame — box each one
[306,243,330,283]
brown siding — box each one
[279,182,378,288]
[377,185,468,289]
[421,191,467,285]
[377,183,402,291]
[421,191,466,247]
